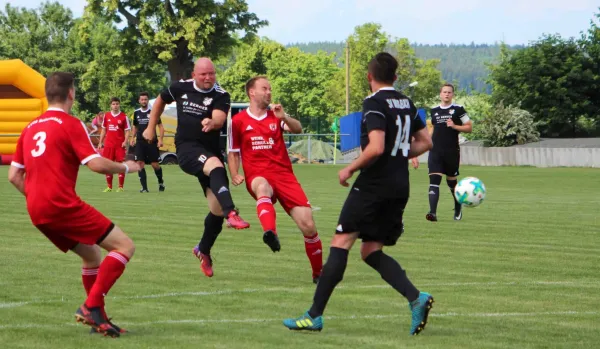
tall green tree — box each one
[218,38,286,101]
[83,0,267,81]
[392,38,443,106]
[489,34,599,137]
[267,48,340,132]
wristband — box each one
[123,163,129,174]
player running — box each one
[283,53,435,335]
[143,57,250,278]
[421,83,473,221]
[8,72,141,337]
[227,76,323,283]
[98,97,131,192]
[131,91,165,193]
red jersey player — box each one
[98,97,131,192]
[8,72,141,338]
[227,76,323,283]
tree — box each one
[480,102,540,147]
[267,48,341,132]
[489,34,599,137]
[84,0,267,81]
[218,38,286,102]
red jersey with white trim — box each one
[102,111,130,147]
[228,109,291,179]
[12,108,101,225]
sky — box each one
[1,0,598,45]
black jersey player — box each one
[142,57,250,278]
[131,92,165,193]
[424,83,473,221]
[283,52,435,335]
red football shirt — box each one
[12,108,101,225]
[102,111,130,147]
[228,109,292,179]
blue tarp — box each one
[338,108,428,152]
[340,112,361,152]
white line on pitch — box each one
[0,311,597,330]
[1,280,598,310]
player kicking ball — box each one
[8,72,141,338]
[227,76,323,283]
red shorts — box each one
[102,146,126,162]
[34,203,114,253]
[246,172,311,215]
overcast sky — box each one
[1,0,598,45]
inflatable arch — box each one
[0,59,48,165]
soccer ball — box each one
[454,177,486,207]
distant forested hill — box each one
[287,41,524,93]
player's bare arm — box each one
[408,128,433,159]
[87,157,141,175]
[143,96,165,142]
[227,151,245,186]
[158,122,165,147]
[8,165,25,195]
[447,119,473,133]
[272,104,302,133]
[202,109,226,133]
[339,130,385,186]
[123,128,130,148]
[98,127,106,149]
[130,125,137,146]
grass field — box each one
[1,164,599,348]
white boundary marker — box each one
[1,280,598,309]
[0,311,598,330]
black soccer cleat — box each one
[263,230,281,252]
[159,183,165,192]
[140,189,149,193]
[313,276,320,284]
[75,304,120,338]
[425,212,438,222]
[454,205,462,221]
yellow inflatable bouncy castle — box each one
[0,59,47,165]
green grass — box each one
[1,164,599,348]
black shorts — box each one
[176,142,224,196]
[134,142,160,164]
[336,188,408,246]
[428,149,460,177]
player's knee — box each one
[151,162,160,170]
[205,212,224,235]
[203,157,223,175]
[299,219,317,236]
[255,182,272,197]
[137,161,145,169]
[429,174,442,185]
[360,243,382,261]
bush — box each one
[480,101,541,147]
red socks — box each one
[304,233,323,278]
[106,175,113,189]
[256,196,277,233]
[85,251,129,309]
[81,267,98,295]
[118,173,125,188]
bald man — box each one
[144,57,250,278]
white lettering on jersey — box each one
[386,98,410,110]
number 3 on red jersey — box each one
[31,131,47,157]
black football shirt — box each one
[353,87,426,197]
[430,104,470,150]
[133,108,161,143]
[160,80,231,153]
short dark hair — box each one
[139,91,149,98]
[245,76,268,98]
[441,83,455,92]
[110,97,120,103]
[45,72,74,104]
[368,52,398,85]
